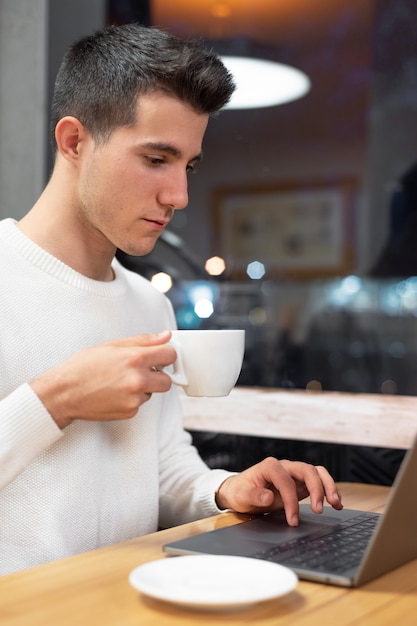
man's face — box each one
[76,92,209,257]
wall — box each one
[46,0,107,173]
[0,0,48,219]
[0,0,106,221]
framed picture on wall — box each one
[212,179,356,280]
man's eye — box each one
[186,163,198,174]
[146,156,165,167]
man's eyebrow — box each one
[141,142,203,163]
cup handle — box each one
[165,341,188,387]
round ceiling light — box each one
[221,56,311,110]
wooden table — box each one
[1,483,417,625]
[181,387,417,449]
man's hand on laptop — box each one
[215,457,343,526]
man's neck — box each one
[18,186,116,282]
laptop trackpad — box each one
[164,505,358,557]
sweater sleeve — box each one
[157,385,236,528]
[0,383,64,489]
[155,292,237,527]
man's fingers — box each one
[278,460,326,517]
[300,464,343,512]
[316,465,343,510]
[215,457,342,528]
[135,330,172,346]
[107,331,177,373]
[252,458,301,525]
[280,460,343,514]
[110,330,172,348]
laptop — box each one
[164,435,417,587]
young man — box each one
[0,23,342,575]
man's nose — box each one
[159,172,189,211]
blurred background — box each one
[2,0,417,482]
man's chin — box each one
[119,237,159,258]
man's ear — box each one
[54,116,89,162]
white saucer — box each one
[129,554,298,611]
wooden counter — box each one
[181,386,417,449]
[2,483,417,625]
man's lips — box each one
[143,217,170,230]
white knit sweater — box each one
[0,218,230,575]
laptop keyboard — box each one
[252,512,380,573]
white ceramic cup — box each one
[167,329,245,397]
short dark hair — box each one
[50,23,235,149]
